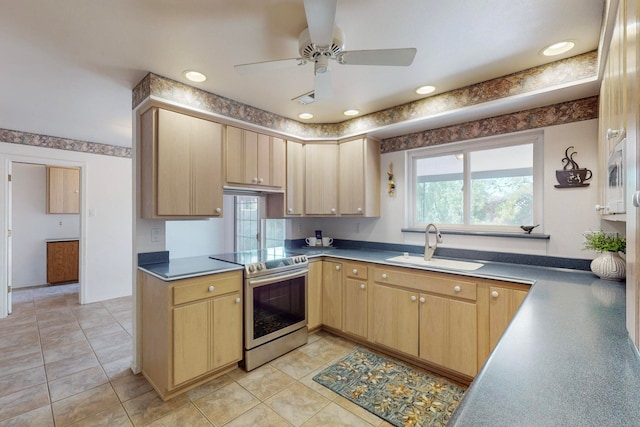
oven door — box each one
[245,268,308,350]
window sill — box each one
[401,228,550,240]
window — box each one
[408,133,542,231]
[234,195,285,251]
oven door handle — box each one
[247,269,309,287]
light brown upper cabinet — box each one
[285,140,304,216]
[338,137,380,217]
[47,166,80,214]
[225,126,285,189]
[140,107,224,218]
[304,143,338,215]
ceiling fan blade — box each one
[303,0,337,46]
[234,58,304,75]
[338,48,417,66]
[314,70,332,99]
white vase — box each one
[590,251,626,281]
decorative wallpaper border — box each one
[380,96,599,153]
[132,51,598,142]
[0,128,131,158]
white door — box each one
[6,162,12,314]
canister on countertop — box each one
[315,230,322,246]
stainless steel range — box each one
[210,248,308,370]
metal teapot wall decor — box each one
[555,146,592,188]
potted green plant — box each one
[583,230,626,281]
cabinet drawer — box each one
[173,271,242,305]
[345,262,368,279]
[374,267,476,301]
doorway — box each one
[3,158,84,317]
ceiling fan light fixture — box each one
[542,41,575,56]
[298,112,314,120]
[343,109,359,116]
[314,55,330,74]
[183,70,207,83]
[416,85,436,95]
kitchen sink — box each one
[386,255,484,271]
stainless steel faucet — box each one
[424,223,443,261]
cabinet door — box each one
[420,294,477,377]
[156,109,223,216]
[339,139,365,215]
[304,144,338,215]
[307,260,323,330]
[212,292,242,369]
[286,141,304,215]
[322,261,343,329]
[46,240,79,284]
[47,167,80,214]
[489,287,527,350]
[343,278,368,339]
[173,300,211,385]
[226,126,258,185]
[270,137,286,188]
[371,284,419,357]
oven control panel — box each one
[245,255,307,275]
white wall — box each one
[12,163,80,288]
[291,120,606,260]
[0,142,132,312]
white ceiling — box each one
[0,0,607,148]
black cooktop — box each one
[209,247,302,266]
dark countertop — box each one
[138,255,243,280]
[137,247,640,425]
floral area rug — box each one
[313,348,465,427]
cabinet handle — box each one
[453,285,461,293]
[352,268,358,274]
[357,207,362,213]
[215,207,222,214]
[287,208,293,213]
[330,208,336,214]
[258,178,264,184]
[208,286,215,292]
[491,290,499,298]
[381,273,388,279]
[335,265,341,271]
[360,283,366,290]
[252,177,258,183]
[410,295,417,302]
[235,297,241,303]
[419,296,425,303]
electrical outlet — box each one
[58,221,63,227]
[151,228,161,243]
[356,223,361,233]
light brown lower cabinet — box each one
[307,259,323,331]
[46,240,79,284]
[371,267,478,377]
[140,270,242,400]
[318,261,529,381]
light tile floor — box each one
[0,284,396,426]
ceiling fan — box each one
[234,0,417,100]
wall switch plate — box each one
[151,228,161,242]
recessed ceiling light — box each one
[343,109,359,116]
[416,85,436,95]
[298,112,314,120]
[183,70,207,83]
[542,41,575,56]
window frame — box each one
[405,132,544,232]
